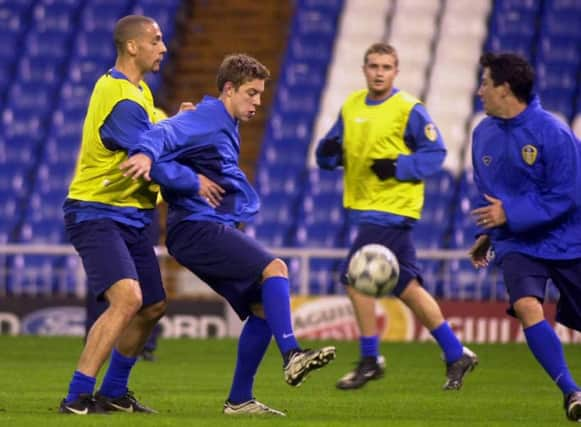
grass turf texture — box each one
[0,337,579,426]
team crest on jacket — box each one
[522,144,538,165]
[482,155,492,166]
[424,123,437,141]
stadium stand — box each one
[1,0,580,299]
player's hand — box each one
[120,153,152,181]
[318,137,342,156]
[198,174,225,208]
[370,158,397,180]
[469,234,491,268]
[471,194,506,229]
[178,102,196,112]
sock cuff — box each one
[112,348,137,366]
[524,319,550,334]
[73,370,96,384]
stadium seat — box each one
[308,258,342,295]
[32,2,78,32]
[442,259,506,301]
[80,0,133,32]
[7,254,55,296]
[67,58,109,85]
[17,56,64,85]
[74,30,117,61]
[24,29,72,60]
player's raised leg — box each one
[260,259,336,386]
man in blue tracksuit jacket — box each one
[126,54,336,416]
[469,52,581,422]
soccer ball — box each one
[346,244,400,297]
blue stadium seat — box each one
[495,0,541,11]
[307,259,342,295]
[417,259,444,297]
[0,2,31,32]
[0,161,32,197]
[80,0,133,32]
[306,168,343,195]
[292,223,343,248]
[1,109,47,142]
[53,255,83,295]
[541,11,581,39]
[58,82,91,114]
[0,29,23,62]
[299,193,345,226]
[74,30,116,61]
[288,35,335,63]
[254,193,296,224]
[280,61,327,89]
[245,222,290,248]
[24,30,71,60]
[48,109,85,141]
[67,58,109,85]
[43,137,80,166]
[32,2,78,32]
[17,56,64,85]
[131,0,181,41]
[5,82,54,114]
[293,9,339,37]
[254,164,303,197]
[7,255,55,296]
[0,193,19,235]
[274,86,321,114]
[442,259,506,301]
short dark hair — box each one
[216,54,270,92]
[113,15,156,53]
[479,52,534,103]
[364,43,398,66]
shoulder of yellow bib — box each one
[393,90,421,107]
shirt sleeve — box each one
[471,132,496,238]
[150,160,200,196]
[99,100,153,155]
[315,113,344,170]
[502,127,579,233]
[134,110,215,162]
[395,104,446,181]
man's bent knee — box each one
[262,258,288,280]
[513,296,544,327]
[139,299,167,322]
[106,278,143,315]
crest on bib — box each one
[424,123,438,142]
[521,144,538,166]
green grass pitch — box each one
[0,336,579,426]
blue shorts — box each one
[65,217,165,307]
[502,252,581,331]
[340,223,422,296]
[166,220,275,320]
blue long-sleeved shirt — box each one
[472,96,581,261]
[316,88,446,227]
[145,96,260,229]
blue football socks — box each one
[66,370,96,403]
[98,348,137,399]
[228,315,272,404]
[261,276,300,356]
[525,320,580,396]
[360,335,379,358]
[431,321,464,363]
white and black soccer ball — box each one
[346,244,400,297]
